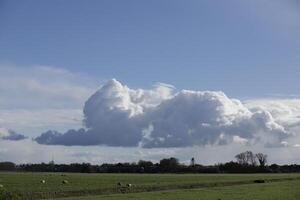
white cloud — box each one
[245,98,300,127]
[0,75,300,164]
[1,66,300,164]
[35,79,296,148]
[233,135,248,145]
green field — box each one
[59,179,300,200]
[0,172,299,199]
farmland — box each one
[60,179,300,200]
[0,172,300,199]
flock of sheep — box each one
[117,182,134,193]
[1,177,133,194]
[40,179,69,184]
[117,182,132,187]
[38,174,69,185]
[39,180,132,186]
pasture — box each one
[0,172,299,199]
[59,179,300,200]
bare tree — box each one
[235,151,257,165]
[256,153,267,167]
[245,151,257,166]
[235,152,247,165]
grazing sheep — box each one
[40,180,46,184]
[0,184,3,188]
[126,183,132,187]
[117,182,122,187]
[62,180,69,184]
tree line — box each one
[1,151,300,173]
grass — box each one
[0,172,299,199]
[58,179,300,200]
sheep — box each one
[126,183,132,187]
[117,182,122,187]
[0,184,3,188]
[40,180,46,184]
[62,180,69,184]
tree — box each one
[159,157,179,171]
[256,153,267,167]
[235,151,257,165]
[245,151,257,166]
[0,162,16,171]
[235,152,247,165]
[138,160,154,168]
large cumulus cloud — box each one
[35,79,293,148]
[140,90,289,148]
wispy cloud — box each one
[0,65,97,136]
[0,65,97,109]
[238,0,300,35]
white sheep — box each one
[62,180,69,184]
[126,183,132,187]
[40,180,46,184]
[0,184,3,188]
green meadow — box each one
[59,179,300,200]
[0,172,299,199]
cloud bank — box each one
[1,139,299,165]
[35,79,297,148]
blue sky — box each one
[1,0,300,97]
[1,0,300,164]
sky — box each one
[0,0,300,165]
